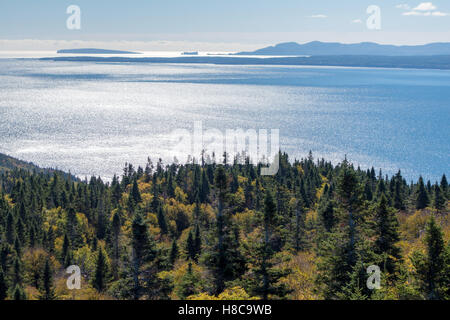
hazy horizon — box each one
[2,1,450,51]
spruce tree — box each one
[318,197,336,233]
[93,248,108,292]
[61,233,72,267]
[200,170,210,203]
[411,216,447,300]
[440,174,448,197]
[131,208,156,299]
[393,171,405,210]
[186,231,196,261]
[433,185,445,211]
[212,165,227,294]
[176,262,200,299]
[416,176,429,210]
[373,194,401,276]
[194,226,202,261]
[6,211,15,244]
[169,239,178,266]
[249,190,290,299]
[39,258,56,300]
[157,206,168,235]
[128,179,142,211]
[317,160,363,299]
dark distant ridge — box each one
[57,48,141,54]
[236,41,450,56]
[0,152,79,181]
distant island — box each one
[57,48,141,54]
[235,41,450,56]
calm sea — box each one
[0,58,449,181]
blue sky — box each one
[1,0,449,50]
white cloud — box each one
[403,10,448,16]
[400,2,447,16]
[432,11,448,16]
[413,2,436,11]
[396,4,410,10]
[309,14,327,18]
[403,11,422,15]
[351,19,363,23]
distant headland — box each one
[57,48,141,54]
[235,41,450,56]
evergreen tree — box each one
[411,217,447,300]
[317,161,363,299]
[128,179,142,210]
[415,176,429,210]
[293,197,307,251]
[111,210,121,278]
[248,190,290,299]
[0,267,7,300]
[39,258,56,300]
[61,233,72,267]
[167,172,175,198]
[194,226,202,261]
[93,248,108,292]
[157,206,168,235]
[373,194,401,276]
[12,284,26,300]
[200,170,210,203]
[211,165,228,294]
[433,185,446,211]
[186,231,196,261]
[176,262,200,299]
[393,171,405,210]
[318,197,336,233]
[440,174,448,197]
[131,208,157,299]
[6,211,15,244]
[12,256,22,287]
[169,239,178,266]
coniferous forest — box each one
[0,152,448,300]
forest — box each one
[0,151,448,300]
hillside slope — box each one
[0,152,77,180]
